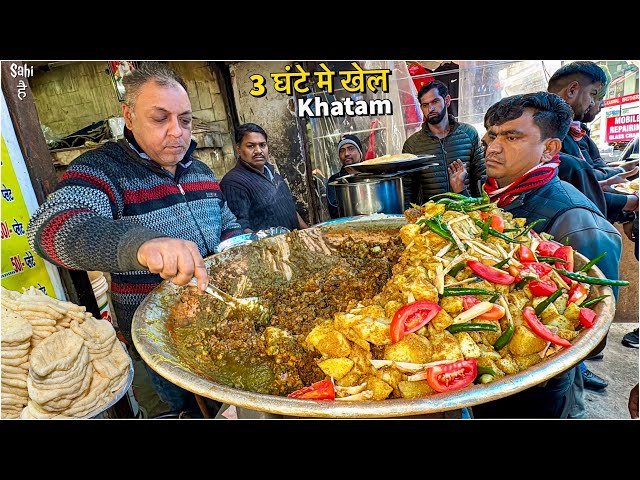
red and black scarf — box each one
[569,120,587,142]
[484,155,561,207]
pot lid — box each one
[348,154,436,174]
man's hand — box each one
[599,170,639,192]
[137,237,208,290]
[629,383,639,419]
[608,158,639,172]
[448,159,467,193]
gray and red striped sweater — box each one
[27,138,242,343]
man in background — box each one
[402,80,485,205]
[547,61,638,397]
[326,134,364,219]
[221,122,308,233]
[547,61,638,224]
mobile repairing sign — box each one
[605,113,639,143]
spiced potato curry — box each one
[165,198,623,400]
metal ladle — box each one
[188,277,272,326]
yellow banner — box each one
[1,136,57,297]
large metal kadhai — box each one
[132,215,616,418]
[348,154,436,174]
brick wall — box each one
[30,62,121,140]
[168,61,236,178]
[31,61,237,180]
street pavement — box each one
[582,322,638,420]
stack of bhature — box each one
[1,309,33,418]
[71,317,130,400]
[23,328,94,418]
[2,286,90,348]
[1,286,132,419]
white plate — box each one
[611,182,639,194]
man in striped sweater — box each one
[27,62,243,417]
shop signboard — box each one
[603,93,639,117]
[605,113,639,143]
[1,92,65,298]
[604,93,639,108]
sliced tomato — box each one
[536,240,561,257]
[461,295,505,320]
[467,260,516,285]
[553,245,574,284]
[480,212,505,233]
[518,244,536,263]
[568,283,588,305]
[579,307,597,328]
[426,358,478,393]
[520,262,553,277]
[287,378,335,400]
[390,300,441,343]
[528,277,558,297]
[523,306,572,347]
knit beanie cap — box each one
[337,134,363,157]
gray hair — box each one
[122,62,188,113]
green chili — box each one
[448,262,466,277]
[534,287,565,316]
[461,202,497,212]
[537,256,568,264]
[553,269,630,287]
[514,218,545,238]
[473,219,526,244]
[418,215,456,244]
[446,322,499,334]
[476,365,497,377]
[578,252,607,273]
[581,295,611,309]
[489,293,501,303]
[481,184,491,205]
[481,215,491,241]
[440,287,496,297]
[493,322,514,351]
[493,258,510,269]
[514,278,528,290]
[430,192,481,203]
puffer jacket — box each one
[402,115,486,204]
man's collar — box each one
[237,158,273,177]
[423,114,457,137]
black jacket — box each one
[559,137,629,224]
[402,115,485,204]
[562,132,623,181]
[220,160,300,232]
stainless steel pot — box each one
[329,175,404,217]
